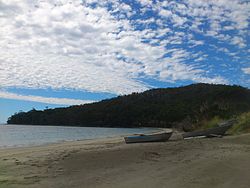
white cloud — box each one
[0,0,150,94]
[159,9,172,18]
[192,76,229,85]
[231,36,246,48]
[0,0,248,105]
[242,68,250,74]
[172,14,187,26]
[0,91,94,105]
[137,0,153,7]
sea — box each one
[0,124,158,148]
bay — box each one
[0,124,157,148]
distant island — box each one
[7,83,250,132]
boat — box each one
[182,119,236,139]
[124,131,173,144]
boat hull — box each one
[182,120,235,139]
[124,132,173,144]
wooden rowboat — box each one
[124,131,173,144]
[182,119,236,139]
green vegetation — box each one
[197,112,250,135]
[7,83,250,131]
[196,116,224,130]
[228,112,250,134]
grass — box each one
[198,116,224,130]
[228,112,250,135]
[196,112,250,135]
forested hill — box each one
[7,84,250,130]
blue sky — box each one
[0,0,249,123]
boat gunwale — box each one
[124,131,173,143]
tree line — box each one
[7,83,250,131]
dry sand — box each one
[0,133,250,188]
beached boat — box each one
[124,131,173,144]
[182,119,236,139]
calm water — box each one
[0,124,157,148]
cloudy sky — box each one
[0,0,249,123]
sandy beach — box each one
[0,133,250,188]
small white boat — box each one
[124,131,173,144]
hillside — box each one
[7,83,250,130]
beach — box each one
[0,133,250,188]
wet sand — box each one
[0,133,250,188]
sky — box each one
[0,0,249,123]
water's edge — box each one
[0,124,159,149]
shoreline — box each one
[0,134,250,188]
[0,135,124,150]
[0,124,163,149]
[3,124,167,129]
[0,136,124,156]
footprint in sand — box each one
[143,151,161,162]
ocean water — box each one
[0,124,158,148]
